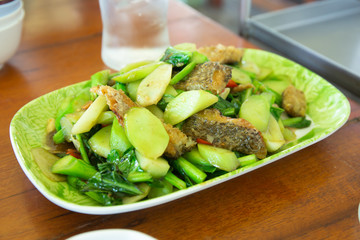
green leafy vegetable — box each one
[160,47,192,67]
[270,106,285,121]
[91,70,110,88]
[213,96,238,117]
[282,117,311,128]
[113,82,128,95]
[173,157,207,184]
[164,171,187,190]
[52,155,97,179]
[169,51,208,85]
[157,94,175,111]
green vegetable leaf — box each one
[212,96,238,117]
[86,172,142,195]
[160,47,192,67]
[113,82,128,95]
[270,106,285,121]
[157,94,175,111]
[91,70,110,88]
[282,117,312,128]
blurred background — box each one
[181,0,360,101]
[181,0,315,34]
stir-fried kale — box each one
[81,124,106,166]
[282,117,311,128]
[212,95,243,118]
[160,47,192,67]
[90,69,110,88]
[74,149,151,204]
[270,106,284,121]
[67,176,122,206]
[157,94,176,111]
[66,148,153,206]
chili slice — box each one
[196,138,212,145]
[66,149,82,159]
[226,79,238,88]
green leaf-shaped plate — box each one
[10,49,350,215]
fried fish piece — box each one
[174,61,232,95]
[91,86,195,158]
[182,109,267,159]
[91,85,138,125]
[230,83,254,94]
[282,85,306,117]
[198,44,244,64]
[162,123,196,159]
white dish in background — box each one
[67,229,156,240]
[0,0,24,70]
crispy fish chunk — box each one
[163,123,196,159]
[174,61,232,95]
[198,44,244,64]
[91,85,138,125]
[91,85,195,158]
[282,85,306,117]
[182,109,267,159]
[230,83,254,94]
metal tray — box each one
[246,0,360,96]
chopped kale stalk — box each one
[85,171,142,195]
[157,94,175,111]
[103,148,152,183]
[213,96,238,117]
[68,149,152,205]
[282,117,311,128]
[67,176,121,206]
[169,51,208,85]
[81,149,148,195]
[113,82,128,95]
[90,70,111,100]
[160,47,192,67]
[90,69,110,88]
[270,106,285,121]
[80,124,107,166]
[108,149,138,174]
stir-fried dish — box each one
[32,43,311,206]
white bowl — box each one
[0,0,24,70]
[67,229,156,240]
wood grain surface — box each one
[1,0,359,239]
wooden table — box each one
[1,0,360,239]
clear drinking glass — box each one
[99,0,170,70]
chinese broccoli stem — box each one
[170,51,208,85]
[170,61,197,85]
[174,157,207,184]
[112,62,164,83]
[282,117,311,128]
[238,154,257,167]
[164,171,187,190]
[53,128,65,144]
[67,176,108,205]
[99,175,143,195]
[127,172,153,183]
[222,107,236,117]
[52,155,97,179]
[76,134,90,164]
